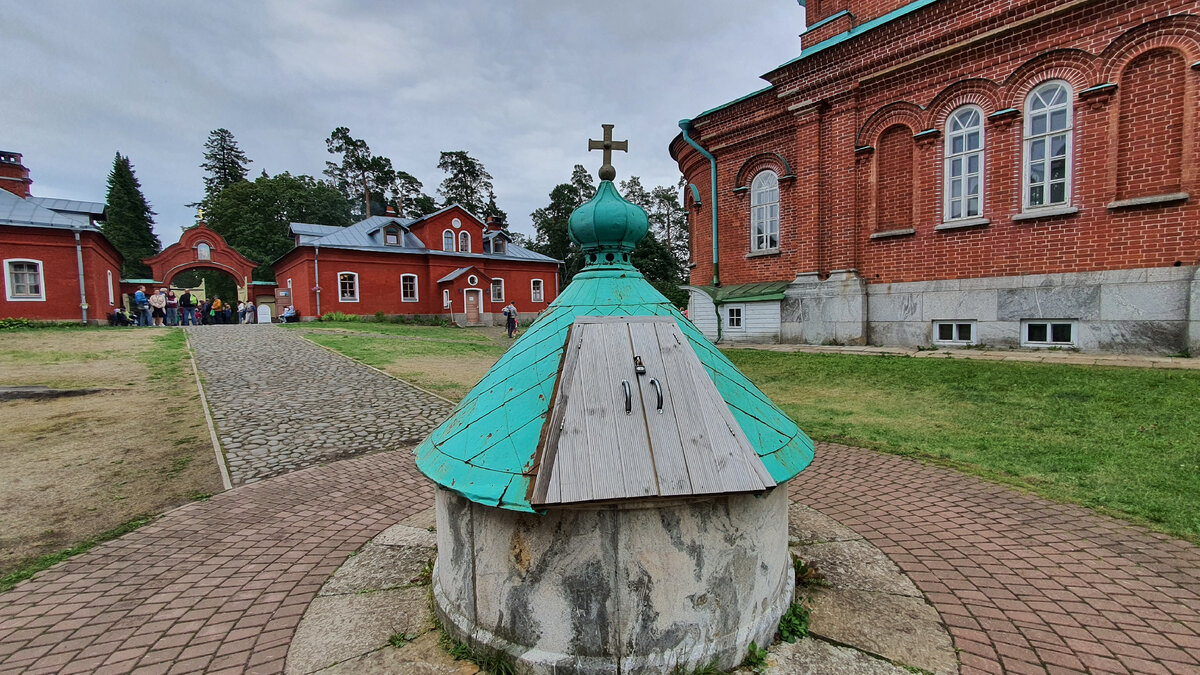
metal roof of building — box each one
[415,180,813,512]
[437,266,490,284]
[27,197,106,217]
[0,190,102,231]
[696,281,791,303]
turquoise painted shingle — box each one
[415,180,814,512]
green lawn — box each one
[284,320,492,343]
[726,350,1200,541]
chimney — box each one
[486,215,505,232]
[0,151,32,199]
[385,205,396,216]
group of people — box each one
[111,285,261,327]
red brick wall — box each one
[875,125,916,231]
[0,227,124,322]
[672,0,1200,288]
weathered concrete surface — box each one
[312,633,479,675]
[788,502,865,545]
[732,637,913,674]
[806,588,957,675]
[791,540,921,597]
[318,542,433,596]
[434,486,793,674]
[374,522,438,548]
[286,587,429,674]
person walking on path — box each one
[179,289,196,326]
[237,301,246,324]
[133,285,151,326]
[211,297,224,324]
[244,300,256,324]
[165,291,179,326]
[149,288,167,326]
[502,301,518,338]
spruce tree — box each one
[200,128,252,201]
[103,153,160,278]
[436,150,494,216]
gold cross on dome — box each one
[588,124,628,181]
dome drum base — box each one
[432,486,794,674]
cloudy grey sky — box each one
[2,1,805,244]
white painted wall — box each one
[686,288,718,341]
[721,301,782,343]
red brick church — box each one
[671,0,1200,354]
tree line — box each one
[99,128,690,306]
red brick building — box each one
[671,0,1200,353]
[273,205,560,324]
[0,151,121,324]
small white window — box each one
[944,107,984,221]
[338,272,359,302]
[384,226,401,246]
[933,321,976,345]
[750,171,779,251]
[196,242,212,260]
[442,230,455,252]
[401,274,418,302]
[1022,320,1076,347]
[4,259,45,301]
[491,278,505,302]
[531,278,544,303]
[443,289,451,308]
[1024,81,1073,210]
[467,274,478,286]
[726,304,744,329]
[459,231,471,253]
[493,238,507,255]
[107,270,115,305]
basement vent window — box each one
[933,321,975,345]
[1022,320,1076,347]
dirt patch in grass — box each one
[382,354,502,401]
[0,328,222,578]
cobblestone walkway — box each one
[186,325,451,485]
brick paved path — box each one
[186,325,451,485]
[796,444,1200,675]
[0,431,1196,670]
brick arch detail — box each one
[1002,49,1099,110]
[733,152,796,191]
[1112,48,1191,200]
[1099,15,1200,83]
[857,102,925,147]
[143,223,259,287]
[871,124,919,233]
[926,79,1002,130]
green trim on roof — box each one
[696,85,776,119]
[120,278,160,284]
[414,267,814,512]
[777,0,940,67]
[697,281,790,303]
[804,9,851,33]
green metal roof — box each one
[414,179,814,512]
[697,281,790,304]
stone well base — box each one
[432,486,794,674]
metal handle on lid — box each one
[622,380,632,414]
[649,378,663,413]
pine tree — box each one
[436,151,494,216]
[200,128,252,201]
[570,164,596,206]
[530,183,584,284]
[324,127,402,219]
[103,153,160,278]
[482,190,507,223]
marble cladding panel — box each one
[996,285,1101,321]
[434,488,475,625]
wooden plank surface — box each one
[629,321,692,496]
[605,323,657,499]
[654,321,724,494]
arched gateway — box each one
[143,224,259,297]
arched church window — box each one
[459,231,471,253]
[944,107,984,221]
[750,170,779,251]
[443,230,455,252]
[196,242,212,260]
[1024,82,1073,210]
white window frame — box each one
[531,278,544,303]
[493,238,507,255]
[1021,320,1077,347]
[459,231,471,253]
[491,278,505,302]
[4,258,45,301]
[749,171,780,252]
[932,320,976,345]
[196,242,212,260]
[107,270,115,305]
[401,274,418,302]
[337,271,359,302]
[943,106,985,222]
[442,230,455,252]
[467,274,478,286]
[1023,81,1073,211]
[725,304,745,330]
[443,288,451,309]
[384,226,401,246]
